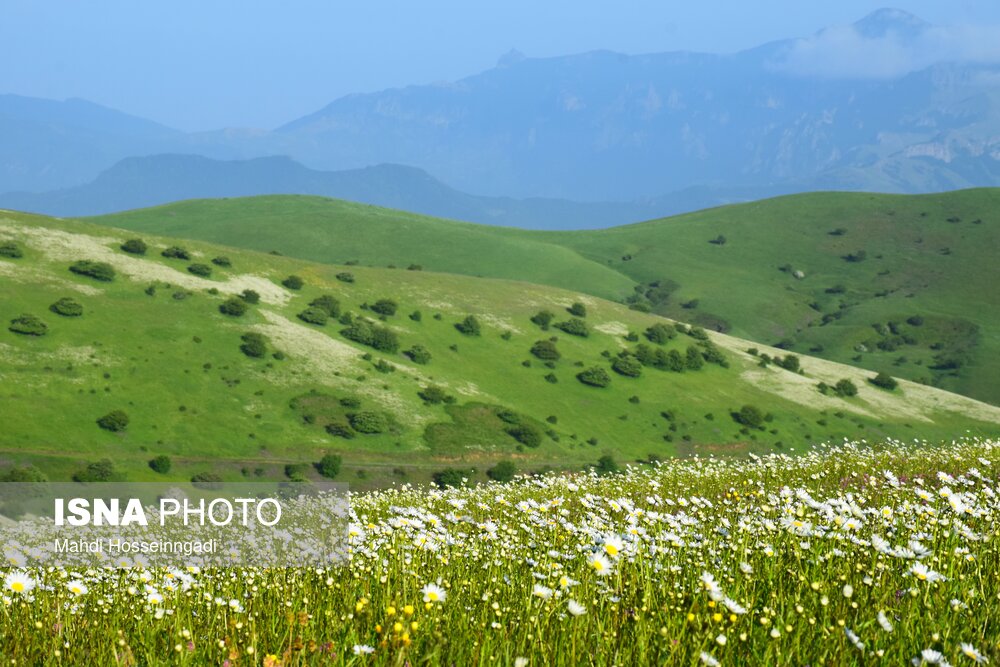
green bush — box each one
[555,318,589,337]
[576,367,611,388]
[211,256,232,267]
[188,263,212,277]
[0,464,47,483]
[335,272,355,283]
[409,310,422,322]
[49,297,83,317]
[317,454,342,479]
[119,239,147,255]
[349,411,389,434]
[69,260,115,282]
[506,423,543,448]
[644,323,676,344]
[530,310,555,329]
[240,332,268,358]
[97,410,130,432]
[219,297,248,316]
[310,295,341,317]
[325,421,356,439]
[191,472,223,488]
[595,455,619,476]
[567,302,587,317]
[530,340,560,361]
[432,468,467,489]
[148,455,172,474]
[370,299,398,316]
[0,241,24,258]
[73,459,119,483]
[404,344,432,364]
[834,379,859,397]
[340,320,399,352]
[487,460,517,483]
[239,289,261,304]
[9,314,47,336]
[418,385,452,404]
[297,307,329,326]
[685,346,704,370]
[732,405,764,429]
[161,246,190,260]
[455,315,482,336]
[870,372,898,391]
[282,275,304,290]
[612,355,643,377]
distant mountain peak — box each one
[497,49,527,67]
[853,8,930,39]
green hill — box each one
[2,209,999,488]
[90,189,1000,405]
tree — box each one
[370,299,398,316]
[595,455,620,475]
[644,323,676,344]
[568,302,587,317]
[612,355,643,377]
[282,275,304,290]
[530,340,560,361]
[317,454,342,479]
[240,332,268,358]
[161,246,190,260]
[455,315,482,336]
[709,234,727,245]
[487,460,517,483]
[188,263,212,277]
[297,307,329,326]
[834,379,858,397]
[73,459,118,482]
[149,455,172,474]
[120,239,147,255]
[530,310,555,330]
[576,367,611,388]
[49,297,83,317]
[555,318,589,337]
[404,344,432,364]
[97,410,130,432]
[219,297,248,316]
[432,468,466,489]
[732,405,764,429]
[8,314,47,336]
[240,289,261,304]
[310,295,341,317]
[870,372,898,391]
[685,346,704,370]
[506,423,543,448]
[69,260,115,282]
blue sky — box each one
[3,0,999,131]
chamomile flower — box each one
[421,583,447,603]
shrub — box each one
[776,355,800,373]
[240,332,268,358]
[0,241,24,258]
[191,472,223,488]
[576,367,611,387]
[708,234,727,245]
[335,272,355,283]
[371,299,398,316]
[211,256,231,267]
[732,405,764,429]
[340,320,399,352]
[834,379,859,397]
[487,460,517,483]
[455,315,482,336]
[240,289,261,304]
[409,310,422,322]
[49,297,83,317]
[161,246,190,260]
[404,344,432,364]
[418,385,452,404]
[568,302,587,317]
[506,423,543,448]
[282,275,304,290]
[432,468,466,489]
[595,455,620,475]
[349,411,388,434]
[612,355,643,377]
[325,421,356,439]
[73,459,118,483]
[0,464,47,483]
[870,372,898,391]
[310,295,341,318]
[69,260,115,282]
[544,373,558,383]
[555,318,589,337]
[906,315,925,326]
[185,263,211,278]
[119,239,147,255]
[297,307,329,326]
[148,455,172,474]
[644,323,676,344]
[531,310,555,329]
[9,314,47,336]
[97,410,130,432]
[219,297,248,316]
[317,454,342,479]
[685,346,704,370]
[530,340,560,361]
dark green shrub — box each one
[240,332,268,358]
[335,272,355,283]
[9,314,47,336]
[69,260,115,282]
[644,323,676,344]
[709,235,727,245]
[432,468,467,489]
[870,372,898,391]
[455,315,481,336]
[0,242,24,258]
[349,411,388,434]
[211,256,232,267]
[282,275,304,290]
[576,367,611,387]
[310,295,341,317]
[555,318,589,337]
[161,246,190,260]
[409,310,422,322]
[404,344,432,364]
[191,472,223,488]
[544,373,558,383]
[777,355,801,373]
[506,423,543,448]
[371,299,398,316]
[73,459,119,482]
[530,340,560,361]
[119,239,147,255]
[297,307,329,326]
[612,355,643,377]
[0,464,47,483]
[148,455,172,474]
[487,460,517,483]
[340,397,361,409]
[418,385,452,404]
[906,315,924,327]
[49,297,83,317]
[325,421,356,439]
[187,263,212,277]
[685,346,704,370]
[732,405,764,429]
[219,297,248,316]
[531,310,555,329]
[595,455,620,475]
[340,320,399,353]
[701,342,729,368]
[240,289,261,304]
[97,410,130,432]
[834,379,859,397]
[568,302,587,317]
[317,454,342,479]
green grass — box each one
[88,189,1000,405]
[2,209,998,487]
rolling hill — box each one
[89,188,1000,406]
[3,208,997,488]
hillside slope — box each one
[3,210,998,488]
[90,189,1000,405]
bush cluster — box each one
[49,297,83,317]
[69,260,115,282]
[9,314,47,336]
[119,239,147,255]
[340,320,399,352]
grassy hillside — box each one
[2,209,998,489]
[90,189,1000,405]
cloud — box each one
[772,22,1000,79]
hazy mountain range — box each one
[3,8,1000,226]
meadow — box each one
[2,437,998,665]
